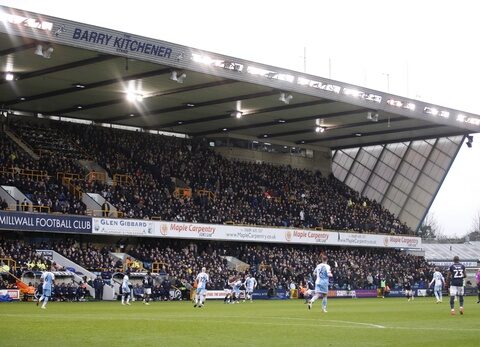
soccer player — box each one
[299,278,315,303]
[448,256,466,315]
[223,285,232,304]
[37,269,55,309]
[194,267,209,308]
[231,277,243,303]
[303,278,315,303]
[121,272,131,305]
[143,271,153,305]
[308,254,332,312]
[244,274,257,302]
[429,267,445,303]
[403,278,413,301]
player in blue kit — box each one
[429,267,445,303]
[143,271,153,305]
[37,270,55,309]
[194,267,209,308]
[308,254,332,312]
[403,278,413,301]
[448,256,466,315]
[302,278,315,304]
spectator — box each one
[101,202,110,217]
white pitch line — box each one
[325,319,385,329]
[227,315,386,329]
[177,314,386,329]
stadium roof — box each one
[0,5,478,232]
[422,242,480,262]
[0,5,479,151]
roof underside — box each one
[0,31,472,150]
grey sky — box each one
[1,0,478,236]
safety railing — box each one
[7,203,50,213]
[113,174,133,186]
[151,261,167,274]
[85,209,124,218]
[123,258,144,272]
[197,189,216,201]
[0,166,48,181]
[57,172,81,180]
[173,187,192,198]
[86,171,106,183]
[60,177,83,200]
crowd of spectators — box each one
[0,134,87,214]
[233,243,431,291]
[0,239,39,271]
[46,239,122,273]
[0,235,440,294]
[4,117,411,235]
[9,123,90,160]
[129,240,235,290]
[125,239,434,291]
[0,238,121,274]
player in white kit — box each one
[428,267,445,303]
[121,273,131,305]
[308,254,332,312]
[38,270,55,309]
[194,267,209,308]
[244,275,257,302]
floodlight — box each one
[126,91,136,102]
[43,47,54,59]
[34,44,54,59]
[279,92,293,104]
[34,44,44,56]
[170,70,186,83]
[126,87,143,102]
[5,73,14,81]
[231,110,243,119]
[367,112,379,122]
[315,126,326,133]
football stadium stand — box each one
[2,118,412,234]
[0,5,479,302]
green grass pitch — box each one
[1,297,478,347]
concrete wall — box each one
[214,147,332,176]
[1,185,33,211]
[82,192,118,217]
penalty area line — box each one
[194,315,386,329]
